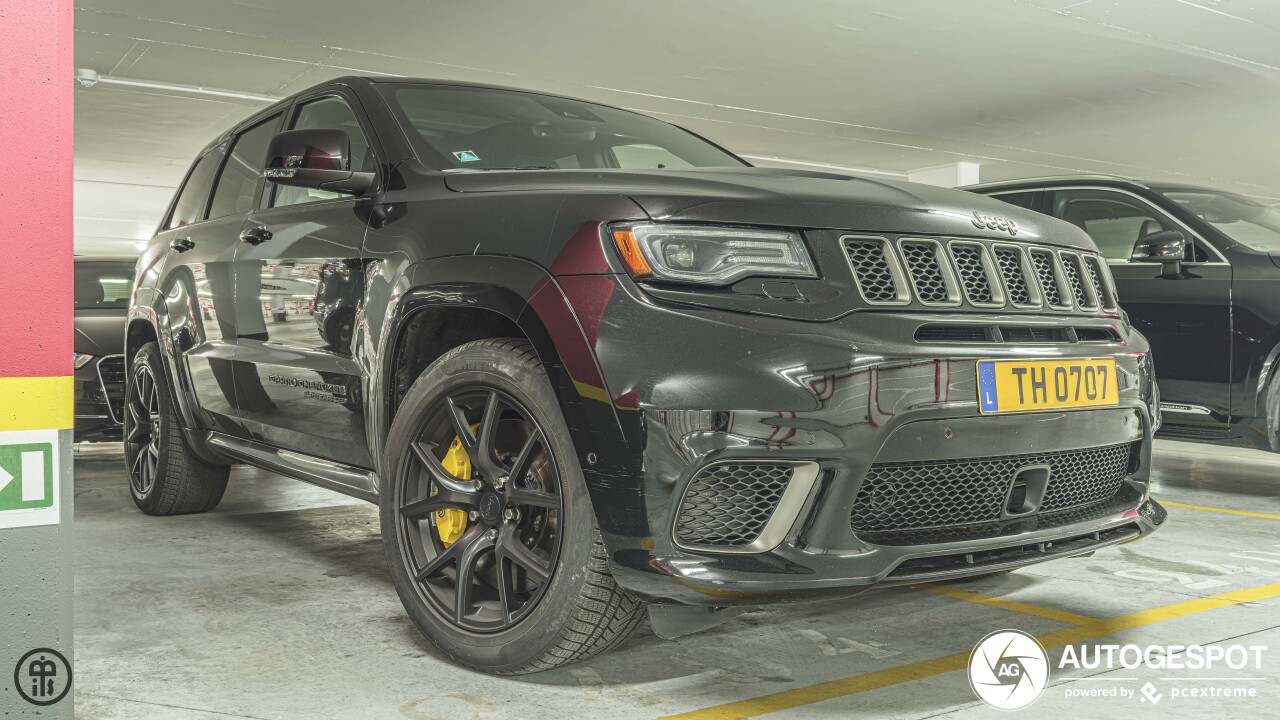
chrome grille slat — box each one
[1059,251,1097,310]
[1029,249,1068,308]
[1083,255,1117,310]
[842,237,905,304]
[850,442,1136,536]
[899,240,955,305]
[948,242,1001,307]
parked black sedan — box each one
[969,176,1280,451]
[74,257,135,441]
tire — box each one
[124,342,230,515]
[380,338,645,674]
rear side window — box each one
[167,147,224,229]
[208,115,280,220]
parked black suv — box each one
[74,257,133,441]
[970,176,1280,451]
[126,77,1165,674]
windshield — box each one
[75,262,134,310]
[1159,188,1280,253]
[386,85,746,171]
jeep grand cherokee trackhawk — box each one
[125,77,1166,674]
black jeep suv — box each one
[969,176,1280,451]
[126,77,1165,674]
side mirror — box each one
[263,129,374,196]
[1131,230,1187,276]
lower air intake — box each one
[674,463,795,548]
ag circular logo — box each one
[13,647,72,706]
[968,630,1048,711]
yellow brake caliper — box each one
[434,429,474,548]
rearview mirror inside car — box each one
[1131,229,1188,276]
[263,128,374,196]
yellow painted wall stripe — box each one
[1162,500,1280,521]
[658,581,1280,720]
[0,376,74,431]
[917,583,1101,625]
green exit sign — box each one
[0,442,54,512]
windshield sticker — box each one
[452,150,481,162]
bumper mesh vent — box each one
[900,241,950,303]
[950,244,994,304]
[675,463,795,547]
[850,442,1136,536]
[843,238,900,303]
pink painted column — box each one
[0,0,75,715]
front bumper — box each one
[564,275,1164,605]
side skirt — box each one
[206,432,379,503]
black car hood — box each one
[444,166,1096,251]
[74,310,126,355]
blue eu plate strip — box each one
[977,361,999,413]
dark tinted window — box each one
[990,191,1036,210]
[74,262,134,309]
[209,116,279,219]
[388,85,745,170]
[271,96,373,208]
[168,147,223,229]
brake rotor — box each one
[434,429,474,547]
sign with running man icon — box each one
[0,429,60,528]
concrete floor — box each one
[71,440,1280,720]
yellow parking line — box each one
[917,584,1101,625]
[657,582,1280,720]
[1155,447,1279,463]
[1162,501,1280,521]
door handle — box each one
[171,237,195,253]
[240,227,273,245]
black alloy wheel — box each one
[397,386,564,632]
[124,363,162,496]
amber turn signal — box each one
[611,228,653,277]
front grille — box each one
[950,243,995,305]
[843,238,901,303]
[96,354,126,424]
[900,241,952,304]
[675,463,794,548]
[838,234,1113,316]
[850,442,1136,537]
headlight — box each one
[74,353,95,369]
[611,223,816,286]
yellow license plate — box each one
[977,358,1119,415]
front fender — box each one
[365,254,641,533]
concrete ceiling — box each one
[73,0,1280,253]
